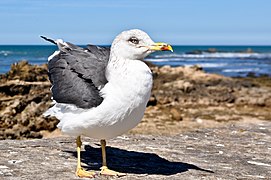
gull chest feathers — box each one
[100,56,153,128]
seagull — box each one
[42,29,173,178]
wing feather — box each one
[47,41,110,109]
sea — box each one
[0,45,271,77]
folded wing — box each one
[47,39,110,109]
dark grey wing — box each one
[82,44,110,87]
[48,41,110,109]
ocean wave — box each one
[195,63,228,68]
[150,52,271,60]
[146,58,178,62]
[0,51,12,56]
[222,68,260,73]
[0,50,29,57]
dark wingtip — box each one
[40,35,57,45]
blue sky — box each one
[0,0,270,45]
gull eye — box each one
[128,37,139,45]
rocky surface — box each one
[131,64,271,135]
[0,61,58,139]
[0,61,271,139]
[0,120,270,179]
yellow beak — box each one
[148,42,173,52]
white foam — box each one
[223,68,260,73]
[146,58,170,62]
[198,63,228,68]
[151,52,271,60]
[0,50,12,56]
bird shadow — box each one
[65,144,213,175]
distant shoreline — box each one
[1,45,271,77]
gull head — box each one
[111,29,173,60]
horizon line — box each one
[0,44,271,46]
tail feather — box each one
[40,35,57,45]
[41,36,69,52]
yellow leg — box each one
[75,136,96,178]
[99,139,126,177]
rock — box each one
[186,50,203,54]
[186,48,217,54]
[133,64,271,136]
[0,120,270,179]
[4,60,48,82]
[163,80,194,93]
[0,61,58,140]
[207,48,217,53]
[170,108,182,121]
